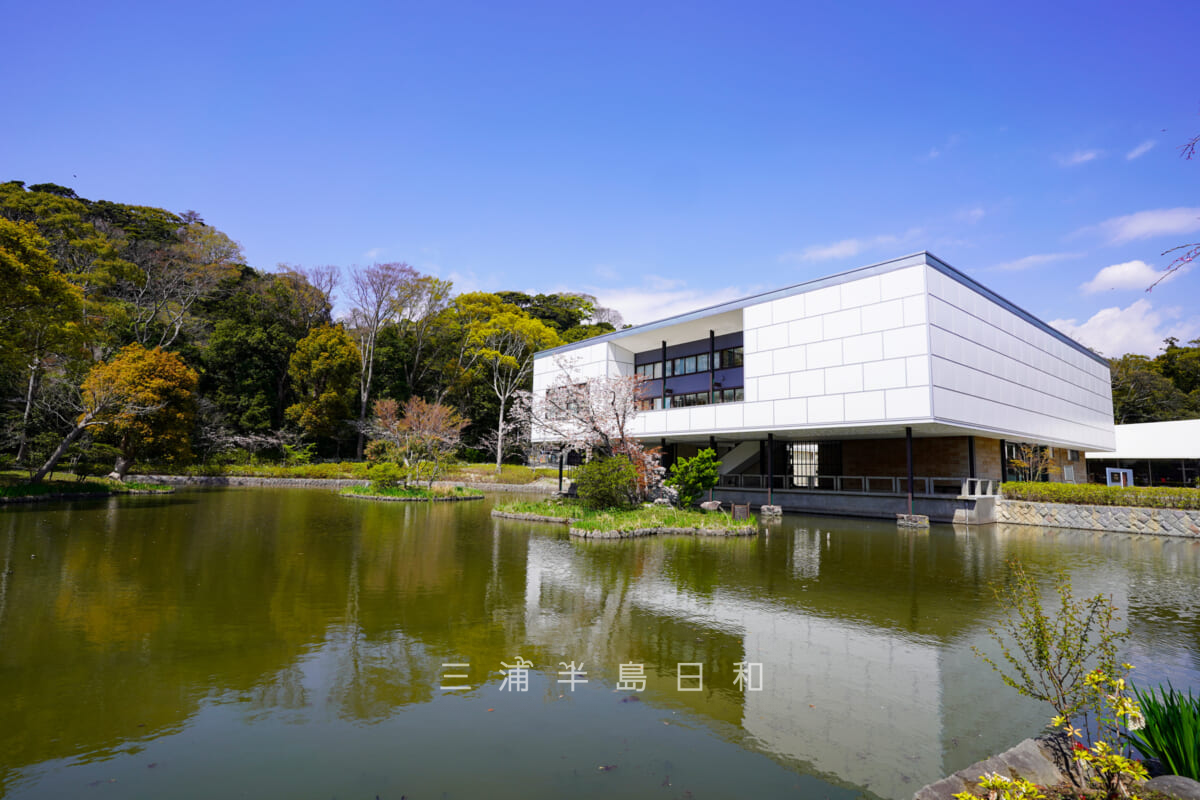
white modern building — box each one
[533,252,1116,520]
[1085,419,1200,486]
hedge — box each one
[1001,481,1200,510]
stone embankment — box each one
[996,499,1200,537]
[136,475,561,493]
[139,474,368,489]
[915,733,1200,800]
[568,524,757,539]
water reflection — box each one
[2,490,1199,799]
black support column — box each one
[968,436,976,479]
[767,433,775,505]
[905,426,914,516]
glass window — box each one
[684,356,696,374]
[719,347,743,368]
[697,353,709,372]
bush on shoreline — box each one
[1001,482,1200,510]
[493,498,756,533]
[341,484,483,500]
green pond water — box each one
[2,488,1199,800]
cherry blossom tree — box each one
[523,356,664,500]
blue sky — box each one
[4,0,1198,356]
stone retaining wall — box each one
[568,525,757,539]
[997,498,1200,537]
[139,474,369,489]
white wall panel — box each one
[806,340,843,369]
[843,332,884,364]
[825,364,864,394]
[863,359,907,390]
[845,391,886,421]
[808,395,845,424]
[860,299,905,333]
[886,387,931,419]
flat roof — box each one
[535,251,1110,367]
[1085,419,1200,459]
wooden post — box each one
[906,427,914,516]
[558,449,564,493]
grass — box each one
[136,462,372,480]
[443,463,559,485]
[341,484,484,499]
[134,460,560,484]
[0,471,171,500]
[1129,682,1200,780]
[1001,481,1200,510]
[493,498,757,533]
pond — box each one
[1,489,1198,800]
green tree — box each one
[0,217,84,462]
[665,448,722,507]
[285,325,360,442]
[469,308,559,472]
[1109,354,1195,423]
[32,344,198,481]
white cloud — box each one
[1050,299,1199,357]
[922,134,961,161]
[991,252,1084,271]
[591,278,748,326]
[956,207,985,224]
[363,247,384,260]
[780,228,922,263]
[1087,207,1200,244]
[1126,140,1156,160]
[1080,259,1189,293]
[593,264,620,281]
[1057,149,1102,166]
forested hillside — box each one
[0,181,618,478]
[1110,341,1200,424]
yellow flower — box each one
[1051,715,1066,727]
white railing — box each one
[716,474,997,497]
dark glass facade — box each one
[633,331,744,409]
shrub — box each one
[665,448,721,507]
[1001,481,1200,510]
[573,456,638,510]
[973,561,1129,722]
[367,461,404,490]
[1129,682,1200,780]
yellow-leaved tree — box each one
[32,344,198,482]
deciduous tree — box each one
[32,344,197,481]
[347,262,416,458]
[285,325,360,442]
[469,310,559,472]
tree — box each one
[524,357,663,500]
[285,325,360,442]
[0,217,84,463]
[1006,442,1060,482]
[1150,133,1200,290]
[1109,354,1195,423]
[199,267,334,433]
[469,310,559,472]
[347,262,416,458]
[31,344,197,481]
[666,448,722,507]
[395,274,454,398]
[116,217,243,348]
